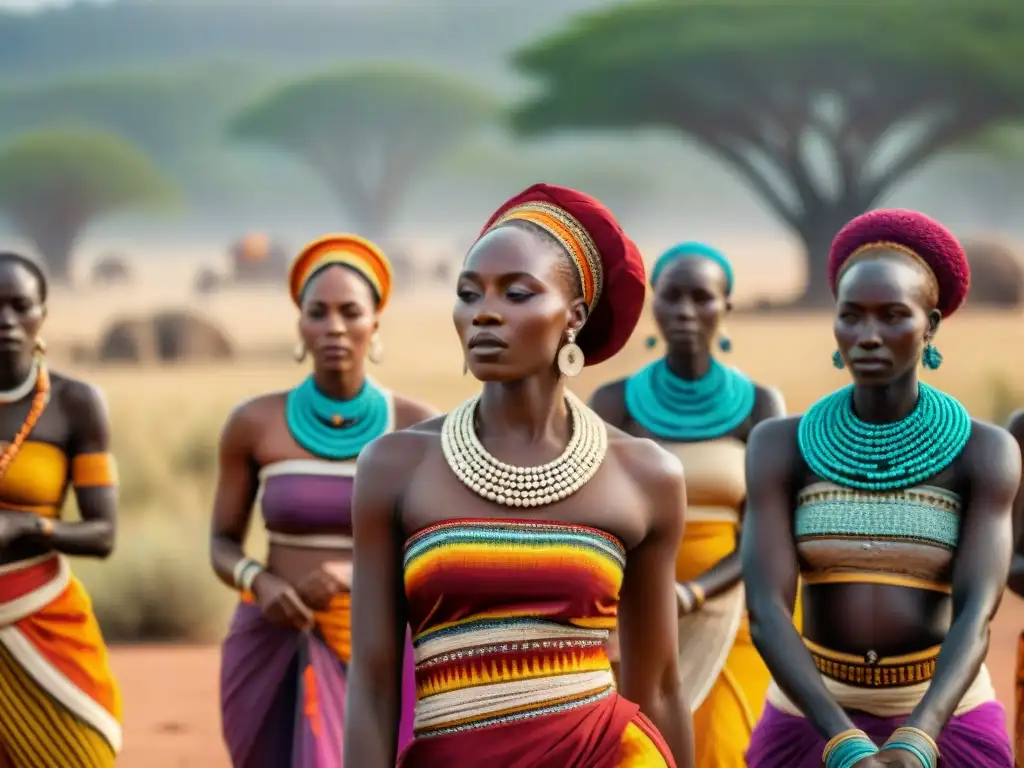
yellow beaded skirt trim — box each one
[800,570,951,594]
[805,638,938,689]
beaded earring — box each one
[644,335,658,350]
[367,332,384,365]
[463,360,468,376]
[831,350,845,369]
[557,328,584,378]
[922,343,943,370]
[718,334,732,353]
[34,338,46,355]
[293,342,307,363]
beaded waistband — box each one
[412,618,614,737]
[806,638,938,689]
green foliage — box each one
[0,128,178,218]
[509,0,1024,305]
[230,63,497,236]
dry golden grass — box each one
[36,262,1024,641]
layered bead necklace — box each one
[285,375,390,461]
[624,357,756,441]
[798,383,971,491]
[441,390,608,507]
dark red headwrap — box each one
[828,209,970,318]
[479,183,646,366]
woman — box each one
[0,252,122,767]
[345,183,694,768]
[210,233,435,767]
[741,209,1019,768]
[1006,410,1024,766]
[590,240,788,767]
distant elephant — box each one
[963,239,1023,308]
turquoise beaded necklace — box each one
[285,375,390,460]
[797,383,971,491]
[624,357,756,441]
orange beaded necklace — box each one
[0,356,50,481]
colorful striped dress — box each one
[397,518,675,767]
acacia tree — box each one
[229,64,496,241]
[510,0,1024,306]
[0,130,177,282]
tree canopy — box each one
[0,129,178,282]
[230,64,497,240]
[511,0,1024,305]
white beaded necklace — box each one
[441,390,608,507]
[0,357,39,404]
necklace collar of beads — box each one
[441,389,608,507]
[624,357,755,442]
[797,382,971,491]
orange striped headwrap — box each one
[288,233,393,311]
[487,202,603,313]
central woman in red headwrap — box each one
[344,184,694,767]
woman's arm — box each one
[209,402,263,588]
[741,417,857,739]
[687,386,787,603]
[902,423,1021,739]
[1005,410,1024,597]
[345,431,422,767]
[23,381,117,557]
[617,438,694,767]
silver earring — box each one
[557,328,584,378]
[368,332,384,364]
[293,342,307,363]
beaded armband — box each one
[72,452,119,488]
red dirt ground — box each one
[110,594,1024,767]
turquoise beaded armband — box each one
[880,727,939,768]
[823,729,878,768]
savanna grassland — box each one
[38,259,1024,766]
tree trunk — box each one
[790,201,868,309]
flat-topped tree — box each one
[0,129,178,283]
[229,64,497,241]
[510,0,1024,306]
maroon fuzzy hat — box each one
[828,209,970,318]
[479,183,646,366]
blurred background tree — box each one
[0,129,178,281]
[511,0,1024,306]
[229,65,497,243]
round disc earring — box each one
[557,328,585,378]
[293,342,307,363]
[368,332,384,364]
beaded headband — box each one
[288,233,393,311]
[836,241,940,299]
[490,201,604,312]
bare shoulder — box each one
[1006,409,1024,442]
[50,370,108,418]
[357,415,443,480]
[963,419,1021,486]
[586,379,628,425]
[751,382,786,422]
[220,391,287,442]
[607,424,683,491]
[391,391,439,429]
[747,414,800,468]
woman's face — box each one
[298,265,378,375]
[0,260,45,361]
[651,256,730,355]
[833,252,940,387]
[453,225,585,382]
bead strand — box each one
[822,729,879,768]
[0,357,49,482]
[798,383,971,491]
[285,375,390,460]
[441,390,608,507]
[624,358,756,441]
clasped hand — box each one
[852,750,925,767]
[253,561,352,630]
[0,511,38,549]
